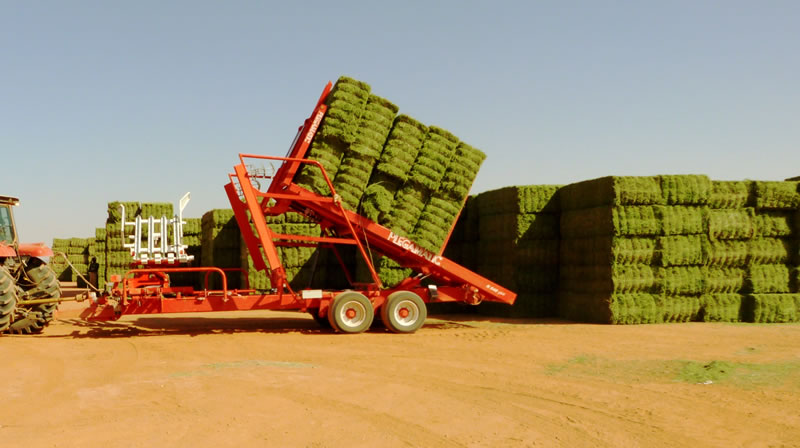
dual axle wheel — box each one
[316,290,427,334]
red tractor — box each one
[0,195,62,334]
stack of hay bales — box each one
[49,238,72,281]
[201,209,241,289]
[239,212,324,291]
[66,238,90,283]
[93,227,107,288]
[294,76,485,288]
[467,186,562,317]
[739,181,800,322]
[104,201,174,285]
[168,217,202,288]
[558,176,800,324]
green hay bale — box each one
[348,95,398,159]
[748,238,795,265]
[654,295,703,323]
[656,206,707,235]
[705,240,749,266]
[558,292,658,324]
[51,238,71,249]
[385,181,431,235]
[107,201,141,223]
[560,206,660,239]
[360,173,402,223]
[705,267,746,293]
[559,236,656,266]
[140,202,174,219]
[295,136,349,195]
[559,176,664,211]
[707,208,755,240]
[657,235,709,267]
[753,181,800,210]
[94,228,106,241]
[513,266,560,293]
[753,211,794,238]
[201,209,237,229]
[701,294,744,322]
[477,185,561,216]
[709,181,752,209]
[659,266,705,295]
[514,239,561,266]
[660,175,711,205]
[746,264,791,293]
[479,213,560,241]
[438,142,486,202]
[374,115,428,182]
[183,218,202,235]
[749,294,800,323]
[560,264,658,294]
[407,126,458,191]
[316,77,371,144]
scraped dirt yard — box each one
[2,288,800,447]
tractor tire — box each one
[6,261,61,335]
[0,267,17,333]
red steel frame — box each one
[81,82,516,322]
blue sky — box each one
[3,1,799,244]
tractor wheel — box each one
[7,260,61,335]
[0,267,17,333]
[327,291,373,334]
[380,291,427,333]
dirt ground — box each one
[2,287,800,448]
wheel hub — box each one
[398,308,409,318]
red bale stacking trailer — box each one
[80,82,516,333]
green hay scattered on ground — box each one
[660,175,711,205]
[709,181,752,209]
[559,176,664,210]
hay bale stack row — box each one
[105,201,174,286]
[557,176,800,323]
[201,209,241,289]
[49,238,73,281]
[460,185,562,317]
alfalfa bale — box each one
[477,185,561,216]
[559,264,658,294]
[407,126,458,191]
[658,266,705,295]
[479,213,560,242]
[707,208,755,240]
[316,76,371,144]
[107,201,141,223]
[654,295,703,323]
[701,294,744,322]
[705,267,746,293]
[348,94,398,159]
[746,264,791,294]
[657,235,709,267]
[437,142,486,202]
[750,294,800,323]
[514,239,560,266]
[709,181,752,209]
[559,176,664,211]
[559,237,657,266]
[660,175,711,205]
[559,292,658,324]
[748,238,795,265]
[656,206,707,235]
[295,136,349,195]
[374,115,428,181]
[706,240,749,266]
[560,206,661,239]
[752,211,794,238]
[752,181,800,210]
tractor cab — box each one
[0,195,20,250]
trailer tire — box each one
[0,267,17,333]
[7,260,61,335]
[328,291,373,334]
[381,291,426,333]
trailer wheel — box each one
[381,291,426,333]
[7,261,61,335]
[0,267,17,333]
[328,291,373,334]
